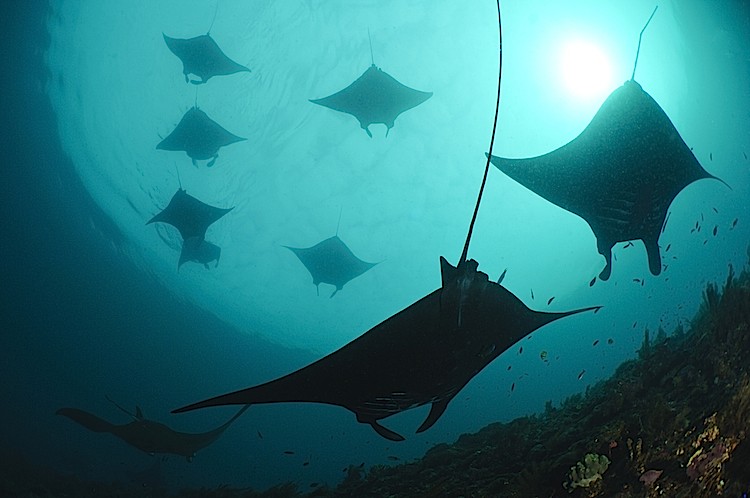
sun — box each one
[559,38,615,102]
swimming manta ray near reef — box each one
[309,32,432,137]
[157,106,245,167]
[174,3,600,441]
[57,397,249,461]
[488,7,726,281]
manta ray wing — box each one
[310,64,432,137]
[285,235,377,297]
[147,188,233,241]
[163,34,250,85]
[157,107,245,166]
[173,258,598,441]
[489,80,724,280]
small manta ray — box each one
[309,32,432,137]
[487,7,726,280]
[157,107,245,167]
[57,397,249,461]
[173,4,599,441]
[284,235,377,298]
[147,188,233,269]
[163,10,250,85]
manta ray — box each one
[147,188,232,269]
[157,107,245,167]
[57,397,249,461]
[310,34,432,137]
[173,3,599,441]
[489,7,726,281]
[163,33,250,85]
[284,235,377,298]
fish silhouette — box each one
[163,33,250,85]
[488,8,725,280]
[157,107,245,167]
[285,236,377,298]
[147,188,232,269]
[57,398,248,461]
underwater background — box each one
[1,0,749,495]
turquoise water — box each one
[2,0,749,492]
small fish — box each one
[284,450,295,455]
[607,338,614,345]
[387,455,400,461]
[510,382,515,392]
[632,321,637,328]
[713,226,718,236]
[257,430,263,439]
[701,213,704,221]
[697,225,702,233]
[577,370,586,380]
[530,289,534,299]
[592,340,599,347]
[665,243,671,252]
[497,268,507,284]
[507,365,512,371]
[303,461,310,467]
[540,350,548,362]
[731,218,738,229]
[589,277,596,287]
[712,207,718,214]
[744,151,748,160]
[518,346,523,355]
[547,296,555,305]
[710,152,713,161]
[633,278,641,283]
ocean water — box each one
[1,0,749,492]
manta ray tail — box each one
[56,408,116,433]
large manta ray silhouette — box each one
[310,35,432,137]
[157,107,245,167]
[173,3,600,441]
[285,235,377,298]
[57,398,249,461]
[489,8,725,281]
[147,188,233,269]
[163,33,250,85]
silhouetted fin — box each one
[157,107,245,167]
[416,399,450,434]
[310,64,432,136]
[56,408,115,433]
[163,34,250,85]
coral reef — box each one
[564,453,610,492]
[4,259,750,497]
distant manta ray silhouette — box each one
[309,31,432,137]
[173,2,600,441]
[163,6,250,85]
[157,106,245,167]
[284,212,377,297]
[147,188,233,269]
[57,397,249,461]
[488,7,726,281]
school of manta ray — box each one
[58,2,729,456]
